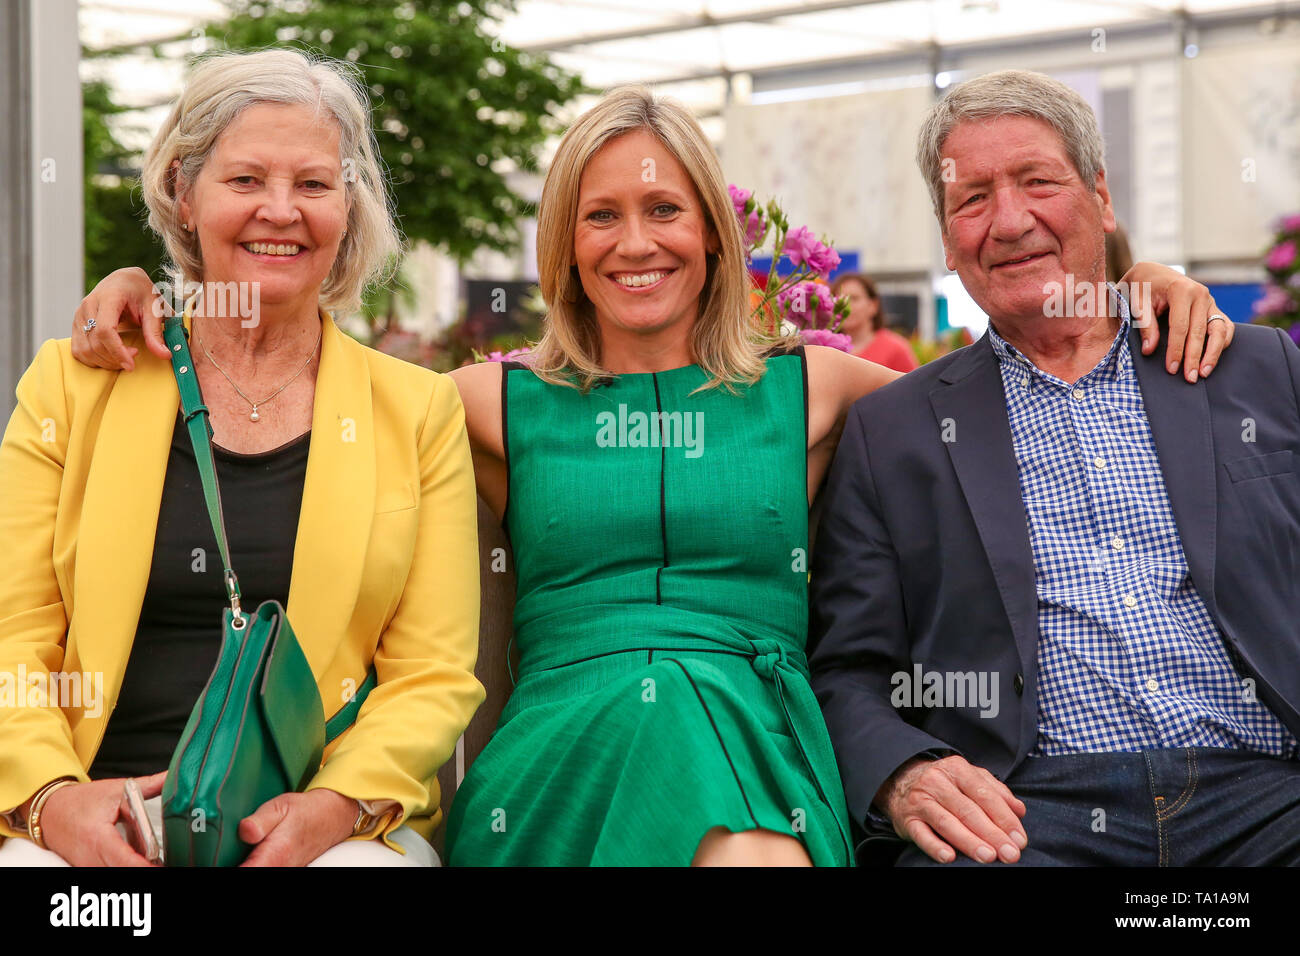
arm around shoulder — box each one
[447,361,506,517]
[804,345,901,450]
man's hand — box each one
[71,266,171,371]
[238,788,359,867]
[876,755,1027,864]
[39,772,167,867]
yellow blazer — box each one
[0,313,484,848]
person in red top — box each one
[831,272,920,373]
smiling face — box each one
[178,102,348,312]
[573,128,719,342]
[939,114,1115,327]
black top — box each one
[89,412,311,779]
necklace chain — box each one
[195,319,322,423]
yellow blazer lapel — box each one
[285,313,376,676]
[72,331,181,755]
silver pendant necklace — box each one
[196,319,322,422]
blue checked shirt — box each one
[988,292,1298,757]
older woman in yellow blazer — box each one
[0,49,482,866]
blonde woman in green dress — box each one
[74,87,1231,866]
[439,89,1229,866]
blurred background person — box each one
[831,272,919,373]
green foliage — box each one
[209,0,586,261]
[82,1,583,304]
[81,79,167,292]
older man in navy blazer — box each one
[809,69,1300,866]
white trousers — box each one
[0,795,439,867]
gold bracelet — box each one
[352,804,382,838]
[27,779,78,850]
[351,804,397,839]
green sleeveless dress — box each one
[445,349,854,866]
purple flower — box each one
[799,327,852,351]
[1266,240,1297,271]
[782,225,841,279]
[777,280,835,327]
[1278,213,1300,233]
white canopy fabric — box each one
[83,1,1276,120]
[496,0,1276,114]
[75,1,1299,338]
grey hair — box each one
[915,69,1106,222]
[140,47,400,314]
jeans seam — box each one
[1158,750,1199,820]
[1151,750,1199,867]
[1144,753,1168,866]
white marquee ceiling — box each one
[80,0,1288,147]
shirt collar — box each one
[987,282,1133,390]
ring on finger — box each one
[81,317,97,334]
[1207,313,1228,326]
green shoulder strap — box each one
[161,314,375,743]
[162,315,244,624]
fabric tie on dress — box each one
[516,607,855,861]
[745,638,854,860]
[749,639,785,680]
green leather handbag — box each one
[159,315,376,867]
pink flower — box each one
[1266,240,1297,271]
[782,226,841,278]
[729,184,751,216]
[729,184,765,248]
[1252,284,1293,317]
[483,346,534,363]
[1278,214,1300,233]
[777,280,835,327]
[799,328,852,351]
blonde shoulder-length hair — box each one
[140,47,400,315]
[529,86,781,392]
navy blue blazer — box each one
[808,321,1300,836]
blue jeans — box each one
[896,748,1300,866]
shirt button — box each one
[1111,536,1124,550]
[1146,677,1159,693]
[1093,456,1106,469]
[1072,387,1085,400]
[1123,594,1138,608]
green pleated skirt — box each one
[445,640,855,867]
